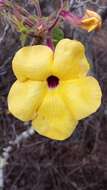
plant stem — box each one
[35,0,42,17]
[60,0,64,9]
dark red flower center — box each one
[47,75,59,88]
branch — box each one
[0,127,35,189]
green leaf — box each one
[52,27,64,46]
[20,33,27,46]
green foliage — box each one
[52,27,64,46]
[17,21,33,46]
[20,33,27,46]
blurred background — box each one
[0,0,107,190]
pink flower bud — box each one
[60,10,81,26]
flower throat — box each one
[47,75,59,88]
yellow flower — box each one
[8,39,102,140]
[80,9,102,32]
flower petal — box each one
[53,39,90,80]
[80,9,102,32]
[12,45,53,81]
[81,18,100,32]
[32,91,78,140]
[62,77,102,120]
[8,80,47,121]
